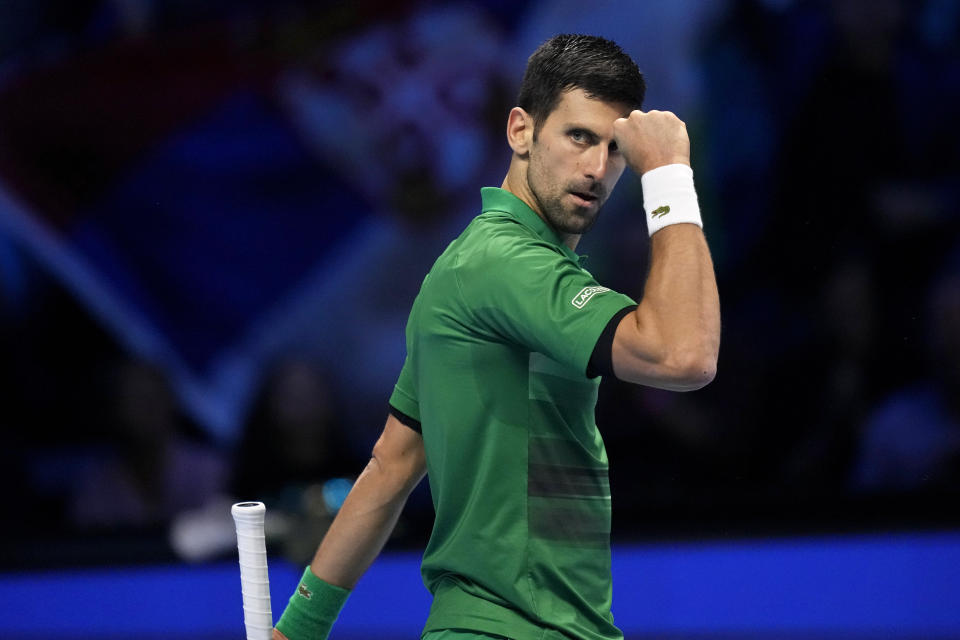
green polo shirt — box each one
[390,187,636,640]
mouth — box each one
[569,191,599,207]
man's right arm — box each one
[610,110,721,391]
[273,412,426,640]
[306,412,425,587]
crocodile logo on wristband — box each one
[652,205,671,218]
[298,583,313,599]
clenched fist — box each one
[613,110,690,176]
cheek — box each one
[530,143,572,193]
[529,147,554,183]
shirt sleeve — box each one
[457,237,637,377]
[388,403,422,433]
[389,353,420,422]
[587,304,638,378]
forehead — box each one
[542,88,633,132]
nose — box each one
[583,144,608,182]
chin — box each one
[544,210,595,236]
[562,210,599,235]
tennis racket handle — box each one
[232,501,274,640]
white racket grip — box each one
[232,502,274,640]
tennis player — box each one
[273,34,720,640]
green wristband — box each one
[275,566,351,640]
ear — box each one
[506,107,534,156]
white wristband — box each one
[641,163,703,237]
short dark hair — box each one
[517,34,645,136]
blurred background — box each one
[0,0,958,638]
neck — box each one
[501,157,581,251]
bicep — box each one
[371,413,427,492]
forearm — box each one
[310,453,423,588]
[274,416,425,640]
[641,223,720,375]
[619,223,720,389]
[274,476,402,640]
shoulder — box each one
[455,212,567,276]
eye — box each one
[570,129,587,143]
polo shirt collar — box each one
[480,187,583,264]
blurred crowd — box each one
[0,0,958,568]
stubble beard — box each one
[526,156,605,237]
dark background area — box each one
[0,0,958,577]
